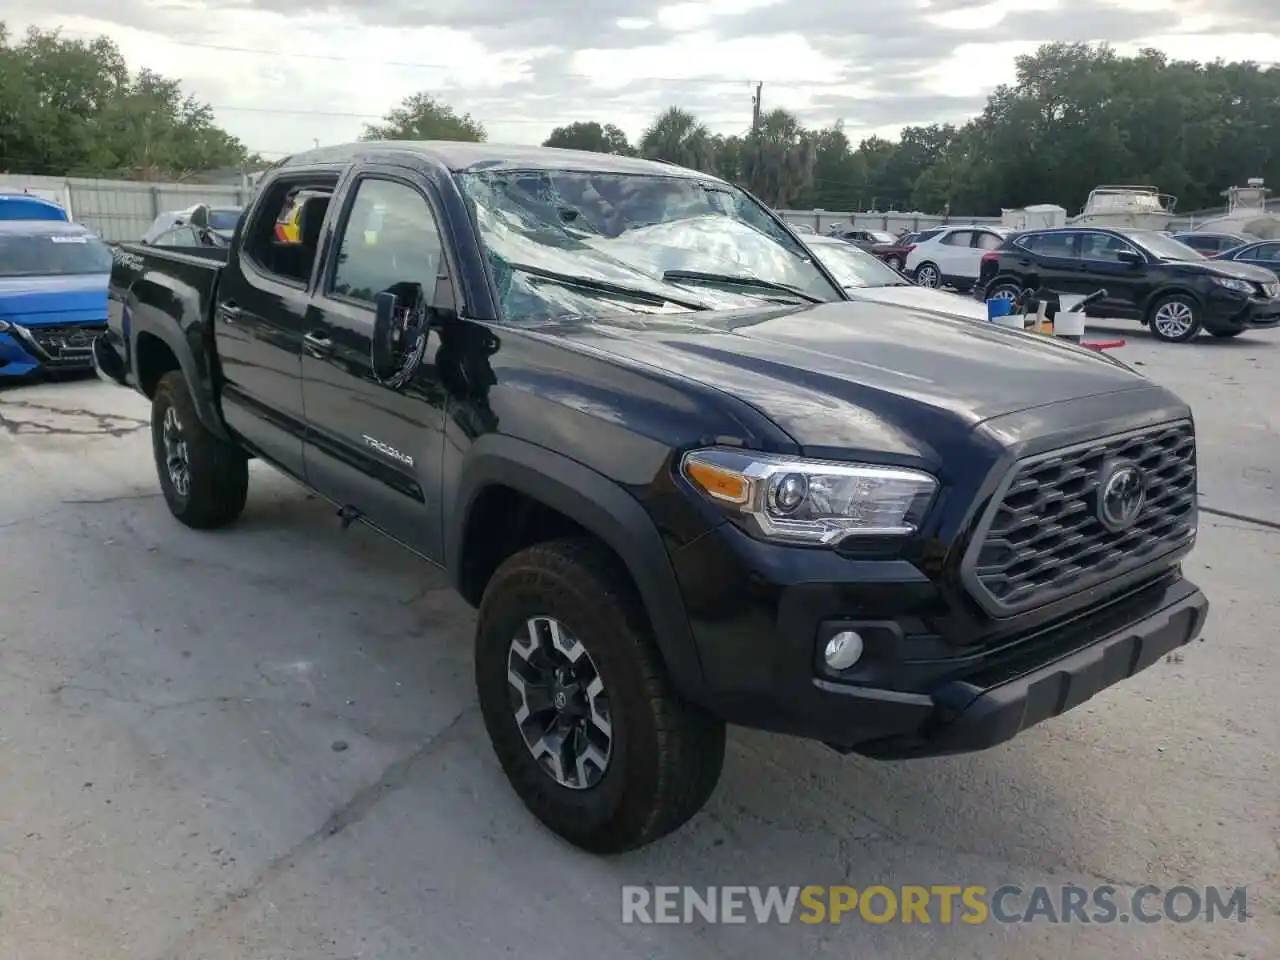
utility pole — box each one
[751,82,762,132]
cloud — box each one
[1,0,1276,158]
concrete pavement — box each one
[1,327,1276,959]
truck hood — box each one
[0,274,110,326]
[526,299,1153,457]
[843,284,991,321]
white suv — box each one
[904,225,1009,290]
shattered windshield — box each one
[457,169,844,321]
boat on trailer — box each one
[1069,185,1177,230]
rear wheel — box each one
[474,537,726,854]
[985,280,1023,304]
[151,370,249,528]
[1148,294,1202,343]
[915,262,941,288]
[885,255,903,271]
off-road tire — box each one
[151,370,249,529]
[475,536,726,854]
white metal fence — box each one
[1,174,247,242]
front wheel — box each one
[915,262,942,288]
[151,370,249,528]
[1148,294,1203,343]
[474,537,726,854]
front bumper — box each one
[670,521,1208,759]
[0,320,105,376]
[1203,291,1280,332]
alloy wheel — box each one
[507,616,612,790]
[916,265,940,288]
[1153,300,1195,339]
[162,405,191,498]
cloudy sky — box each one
[4,0,1277,158]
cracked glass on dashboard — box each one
[458,169,843,321]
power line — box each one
[54,28,851,90]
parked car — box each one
[871,228,942,271]
[1212,238,1280,278]
[904,224,1009,290]
[141,204,242,245]
[0,220,112,377]
[786,222,816,234]
[1171,231,1250,256]
[976,226,1280,342]
[0,192,70,222]
[826,225,894,249]
[143,205,231,253]
[803,235,988,320]
[95,141,1207,854]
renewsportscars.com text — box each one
[620,884,1248,925]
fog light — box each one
[823,631,864,671]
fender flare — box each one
[446,435,707,702]
[127,302,232,441]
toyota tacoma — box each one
[93,142,1209,853]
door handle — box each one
[217,302,244,322]
[303,331,334,357]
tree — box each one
[741,108,815,207]
[361,92,486,142]
[0,23,255,177]
[543,121,633,155]
[638,106,716,172]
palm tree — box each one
[741,108,816,207]
[639,107,716,172]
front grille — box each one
[29,323,106,366]
[966,420,1197,615]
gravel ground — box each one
[1,321,1276,959]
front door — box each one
[1075,230,1146,316]
[1232,241,1280,279]
[300,170,452,562]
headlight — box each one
[680,448,938,544]
[1211,276,1252,294]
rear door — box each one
[1012,230,1083,293]
[933,229,975,281]
[213,173,338,479]
[1229,241,1280,279]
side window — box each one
[974,231,1003,250]
[1078,232,1136,262]
[941,230,973,246]
[242,177,336,285]
[331,178,445,305]
[154,227,195,247]
[1253,242,1280,263]
[1018,232,1077,257]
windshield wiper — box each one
[661,269,823,303]
[512,262,709,311]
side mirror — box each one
[372,289,407,381]
[188,204,209,230]
[1116,250,1144,266]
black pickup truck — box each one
[94,141,1209,854]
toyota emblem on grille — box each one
[1097,461,1146,531]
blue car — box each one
[0,220,113,378]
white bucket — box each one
[1055,310,1086,339]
